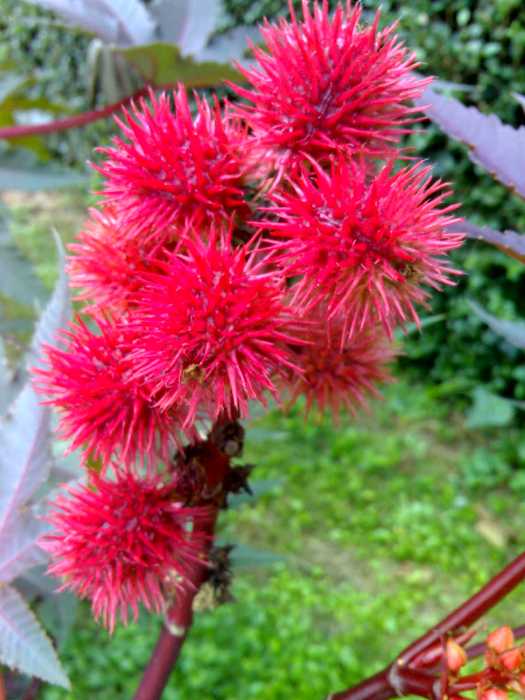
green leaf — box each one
[466,386,515,429]
[115,42,242,88]
[0,74,29,104]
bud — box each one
[487,627,515,654]
[479,688,508,700]
[511,671,525,695]
[446,639,468,673]
[500,648,523,672]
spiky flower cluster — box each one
[231,0,429,173]
[37,0,463,630]
[42,472,211,632]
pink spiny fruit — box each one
[231,0,429,176]
[41,471,211,632]
[282,307,394,417]
[129,233,303,428]
[96,86,250,238]
[259,156,463,339]
[33,316,184,469]
[68,207,169,313]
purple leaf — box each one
[450,220,525,261]
[0,585,69,688]
[27,0,156,47]
[151,0,221,57]
[416,87,525,198]
[0,233,70,568]
[0,383,52,536]
[199,26,261,66]
[0,514,48,584]
[28,230,71,370]
[469,300,525,351]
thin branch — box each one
[327,669,392,700]
[21,678,42,700]
[0,88,150,140]
[133,625,189,700]
[328,549,525,700]
[132,527,216,700]
[130,410,238,700]
[397,550,525,666]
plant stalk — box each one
[327,668,393,700]
[133,496,220,700]
[133,625,189,700]
[329,549,525,700]
[0,88,150,140]
[398,550,525,666]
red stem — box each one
[0,88,150,139]
[398,550,525,665]
[133,625,189,700]
[329,549,525,700]
[328,669,392,700]
[21,678,42,700]
[133,509,219,700]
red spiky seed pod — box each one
[96,86,250,238]
[478,688,508,700]
[33,316,184,469]
[68,207,169,313]
[260,157,463,339]
[41,471,211,632]
[129,233,303,429]
[487,627,515,655]
[499,648,523,673]
[446,639,468,674]
[231,0,429,175]
[282,307,394,417]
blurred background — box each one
[1,1,525,698]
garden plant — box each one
[2,1,525,699]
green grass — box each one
[41,383,525,700]
[3,187,92,288]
